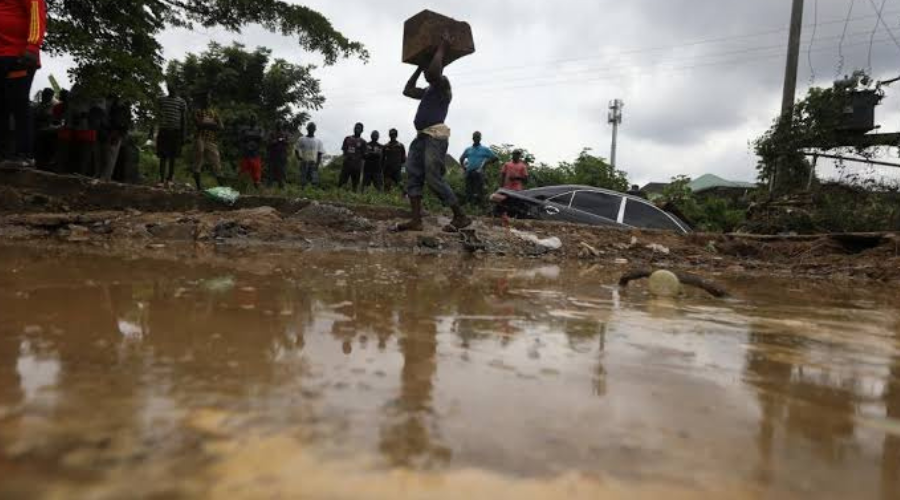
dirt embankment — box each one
[2,166,899,283]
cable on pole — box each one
[808,0,820,84]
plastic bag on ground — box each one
[510,229,563,250]
[204,187,241,206]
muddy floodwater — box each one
[0,246,898,499]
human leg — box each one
[5,70,35,160]
[397,137,425,232]
[422,137,470,229]
[102,134,122,181]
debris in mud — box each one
[417,235,442,249]
[510,229,562,251]
[296,202,375,232]
[213,221,251,240]
[619,268,730,298]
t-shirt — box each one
[342,136,367,165]
[268,131,290,162]
[414,77,452,131]
[364,141,383,171]
[195,109,220,143]
[157,95,186,131]
[501,161,529,191]
[240,126,264,158]
[383,141,407,169]
[296,135,324,163]
[461,145,497,172]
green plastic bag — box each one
[204,187,241,206]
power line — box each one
[326,30,892,103]
[838,0,859,77]
[866,0,900,52]
[447,9,898,79]
[324,37,899,108]
[808,0,820,84]
[868,0,889,72]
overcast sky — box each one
[36,0,900,185]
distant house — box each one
[641,174,757,202]
[688,174,757,202]
[640,182,670,200]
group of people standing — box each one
[337,123,407,193]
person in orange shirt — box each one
[0,0,47,164]
[500,150,530,191]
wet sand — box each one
[1,246,899,499]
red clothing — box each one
[240,157,262,184]
[0,0,47,61]
[501,161,529,191]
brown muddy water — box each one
[0,246,898,500]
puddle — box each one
[0,246,898,499]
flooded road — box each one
[0,246,898,499]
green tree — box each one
[754,70,882,194]
[46,0,367,109]
[165,42,321,165]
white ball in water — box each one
[648,270,682,298]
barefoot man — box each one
[397,33,470,232]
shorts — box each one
[193,136,222,175]
[240,157,262,184]
[156,128,184,159]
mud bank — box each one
[1,166,899,282]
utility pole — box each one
[608,99,624,168]
[772,0,805,191]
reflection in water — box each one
[0,247,899,499]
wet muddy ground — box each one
[1,245,899,499]
[2,166,900,284]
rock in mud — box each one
[417,235,442,249]
[295,203,375,232]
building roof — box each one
[688,174,756,193]
[641,182,670,193]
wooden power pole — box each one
[772,0,805,191]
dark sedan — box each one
[491,185,691,234]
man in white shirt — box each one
[294,122,324,188]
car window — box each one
[571,192,620,220]
[548,192,573,206]
[623,200,682,231]
[528,187,571,200]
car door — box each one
[534,191,575,221]
[560,191,624,226]
[623,198,689,233]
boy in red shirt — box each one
[501,150,530,191]
[0,0,47,163]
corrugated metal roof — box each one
[688,174,756,192]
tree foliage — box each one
[45,0,367,108]
[753,70,884,194]
[484,145,629,193]
[660,175,746,233]
[164,42,322,164]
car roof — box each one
[524,185,646,202]
[518,185,691,232]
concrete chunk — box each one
[403,10,475,67]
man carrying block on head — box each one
[396,32,471,232]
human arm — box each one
[459,150,468,171]
[18,0,47,68]
[403,67,426,100]
[425,32,451,86]
[317,140,324,167]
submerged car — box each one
[491,185,691,234]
